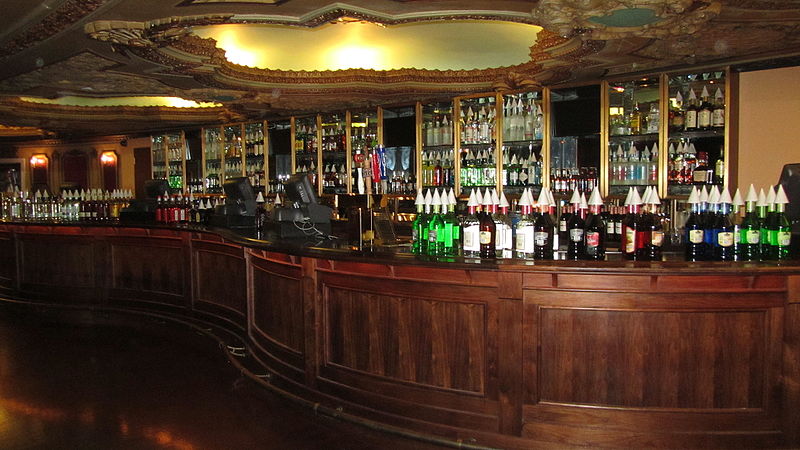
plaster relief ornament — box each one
[531,0,722,40]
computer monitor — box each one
[284,173,318,205]
[222,176,256,216]
[778,163,800,224]
[144,179,170,199]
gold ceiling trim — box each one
[0,98,236,122]
[0,0,111,59]
[532,0,722,40]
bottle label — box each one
[624,227,636,253]
[412,229,418,241]
[463,226,479,251]
[745,229,760,244]
[689,229,704,244]
[606,221,615,234]
[779,231,791,246]
[651,231,664,246]
[516,227,534,253]
[428,229,437,243]
[495,224,505,249]
[698,110,711,128]
[693,170,707,183]
[504,228,513,251]
[570,228,584,242]
[685,110,698,128]
[586,231,600,248]
[712,109,725,127]
[718,231,734,247]
[615,222,622,235]
[534,231,548,247]
[559,220,567,232]
[734,229,741,243]
[479,230,492,245]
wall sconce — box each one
[100,151,117,166]
[30,154,49,168]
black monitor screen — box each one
[779,163,800,222]
[223,177,256,215]
[284,173,317,205]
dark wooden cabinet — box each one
[0,223,798,449]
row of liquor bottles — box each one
[684,184,792,261]
[410,183,793,262]
[670,86,725,133]
[609,143,658,186]
[668,142,724,186]
[0,189,133,222]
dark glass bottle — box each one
[533,205,554,260]
[685,202,706,261]
[478,204,496,259]
[645,207,664,261]
[584,204,606,260]
[713,203,736,261]
[566,206,586,260]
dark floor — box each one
[0,308,447,450]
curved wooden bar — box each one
[1,222,798,449]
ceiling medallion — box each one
[532,0,722,40]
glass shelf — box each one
[501,91,544,196]
[223,125,243,181]
[294,116,318,189]
[243,122,266,193]
[348,110,378,194]
[321,112,347,194]
[421,101,455,190]
[203,127,223,194]
[667,70,726,196]
[268,120,292,195]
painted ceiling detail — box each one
[0,0,798,136]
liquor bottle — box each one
[693,152,714,185]
[768,185,792,260]
[621,188,639,260]
[566,193,586,260]
[427,190,445,256]
[712,88,725,129]
[585,186,606,260]
[156,195,164,223]
[494,190,513,259]
[255,192,267,234]
[515,188,535,259]
[685,187,706,261]
[462,190,481,258]
[761,187,775,259]
[684,89,698,131]
[558,203,572,244]
[738,184,761,261]
[671,91,685,132]
[713,188,736,261]
[443,189,461,256]
[644,187,664,261]
[533,188,554,260]
[697,86,713,130]
[479,189,496,259]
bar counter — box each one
[1,221,798,449]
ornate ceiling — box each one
[0,0,799,137]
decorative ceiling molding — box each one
[531,0,722,40]
[0,0,111,59]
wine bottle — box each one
[585,186,606,260]
[685,187,706,261]
[769,185,792,260]
[713,188,736,261]
[684,89,698,131]
[738,185,761,261]
[697,86,713,130]
[533,189,554,260]
[479,191,496,259]
[411,190,427,255]
[462,190,481,258]
[515,189,536,259]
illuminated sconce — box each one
[100,151,117,166]
[30,154,48,168]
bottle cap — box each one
[517,188,530,207]
[688,89,697,100]
[775,185,789,204]
[431,189,441,206]
[579,192,588,210]
[675,91,683,103]
[414,189,424,206]
[274,193,282,206]
[719,187,732,205]
[629,187,642,206]
[587,185,604,206]
[699,186,709,203]
[708,185,721,204]
[475,188,484,206]
[757,188,767,207]
[537,188,548,207]
[624,187,633,206]
[491,189,500,206]
[701,86,710,98]
[256,192,265,203]
[715,88,724,100]
[569,188,581,205]
[649,187,662,206]
[641,186,652,204]
[547,187,557,207]
[766,185,776,205]
[499,191,510,209]
[668,143,675,154]
[482,188,493,206]
[745,184,758,202]
[425,189,434,206]
[448,188,457,206]
[467,189,478,207]
[732,188,744,206]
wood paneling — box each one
[324,285,486,394]
[19,236,95,289]
[193,240,246,318]
[108,240,185,305]
[0,231,15,291]
[538,308,770,409]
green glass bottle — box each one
[411,195,427,255]
[443,190,461,256]
[739,196,761,261]
[769,186,792,260]
[757,191,770,261]
[427,191,445,256]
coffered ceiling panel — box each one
[0,0,798,137]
